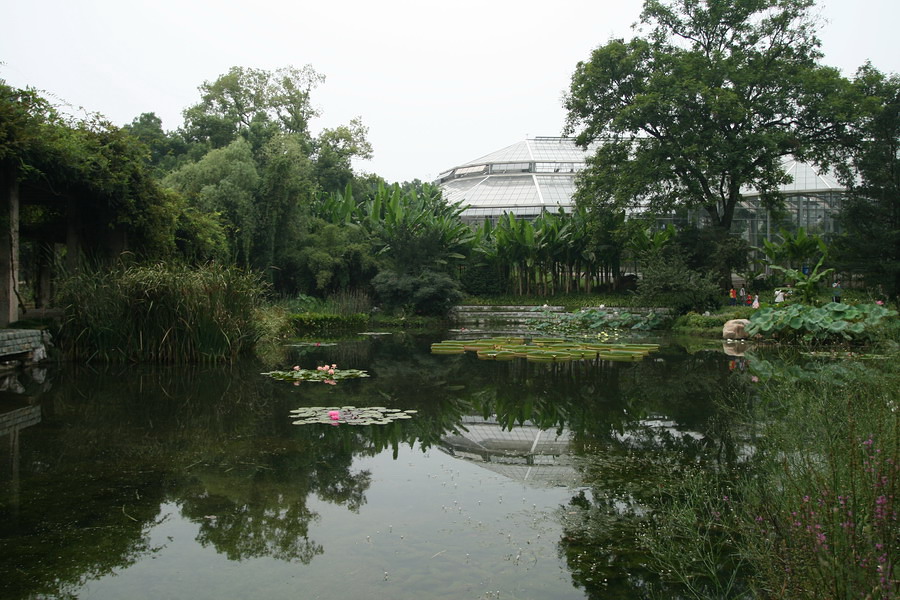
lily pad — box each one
[290,406,419,426]
[262,366,370,384]
[430,336,660,363]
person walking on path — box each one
[832,281,842,303]
[739,286,746,304]
[729,287,737,306]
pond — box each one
[0,332,755,599]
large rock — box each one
[722,319,751,340]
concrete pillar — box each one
[0,170,21,326]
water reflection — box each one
[1,334,752,599]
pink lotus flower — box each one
[329,410,340,419]
[292,365,300,371]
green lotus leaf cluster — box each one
[430,337,660,362]
[262,365,370,383]
[289,406,418,425]
[746,302,897,343]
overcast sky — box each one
[2,0,898,184]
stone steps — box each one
[449,304,671,327]
[449,305,564,326]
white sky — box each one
[2,0,898,184]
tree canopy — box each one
[826,64,900,296]
[564,0,852,234]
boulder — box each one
[722,319,751,340]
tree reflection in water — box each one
[0,334,754,599]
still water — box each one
[1,332,750,599]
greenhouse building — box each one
[435,136,846,244]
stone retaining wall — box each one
[450,305,671,326]
[0,404,41,437]
[0,329,47,361]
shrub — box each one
[372,269,463,316]
[636,254,722,314]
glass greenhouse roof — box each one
[436,137,846,222]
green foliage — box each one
[287,220,377,296]
[56,263,268,363]
[364,182,473,275]
[746,302,898,343]
[0,82,182,260]
[371,269,463,316]
[287,313,369,336]
[459,257,507,296]
[760,227,827,271]
[635,253,722,314]
[647,361,900,599]
[768,254,834,305]
[123,112,188,173]
[314,118,373,194]
[643,360,900,599]
[163,138,260,266]
[564,0,850,233]
[670,226,751,287]
[182,65,324,148]
[826,65,900,298]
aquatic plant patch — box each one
[262,364,370,385]
[431,337,659,363]
[289,406,417,425]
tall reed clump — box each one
[56,263,269,363]
[643,360,899,599]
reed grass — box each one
[56,263,269,363]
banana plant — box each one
[361,182,473,274]
[759,227,827,271]
[312,182,359,224]
[768,254,834,305]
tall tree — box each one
[826,65,900,297]
[564,0,851,242]
[163,139,259,266]
[123,112,187,173]
[314,118,373,195]
[182,65,324,149]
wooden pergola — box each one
[0,167,128,326]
